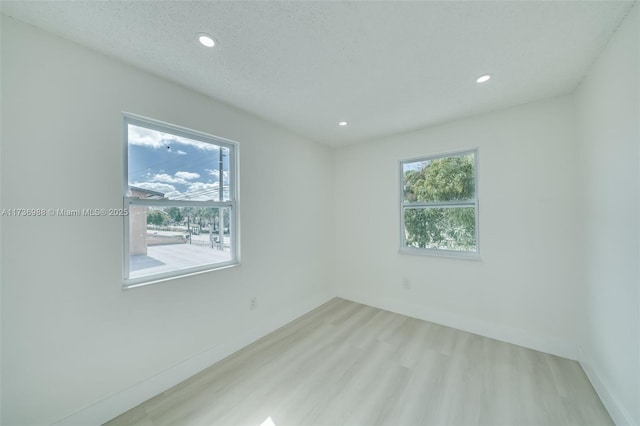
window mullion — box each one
[403,200,476,208]
[127,198,233,208]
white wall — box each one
[0,16,335,425]
[2,5,639,426]
[334,95,582,360]
[576,4,640,425]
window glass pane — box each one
[403,207,476,252]
[128,205,232,280]
[403,153,475,203]
[127,124,231,202]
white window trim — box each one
[122,113,240,288]
[399,148,480,259]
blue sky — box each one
[127,124,230,201]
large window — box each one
[400,149,478,257]
[123,114,238,287]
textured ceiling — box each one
[1,1,635,146]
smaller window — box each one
[123,114,239,287]
[400,149,479,257]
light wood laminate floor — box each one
[105,298,612,426]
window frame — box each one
[399,148,480,259]
[122,113,240,288]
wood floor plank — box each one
[104,298,613,426]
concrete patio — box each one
[129,243,232,279]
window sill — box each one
[123,261,239,290]
[399,248,481,261]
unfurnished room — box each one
[0,1,639,425]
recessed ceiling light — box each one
[198,33,216,48]
[338,121,348,126]
[476,73,492,83]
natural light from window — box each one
[124,115,238,287]
[400,149,478,257]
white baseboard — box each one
[578,346,635,426]
[337,290,577,360]
[53,291,335,426]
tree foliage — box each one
[403,155,476,251]
[147,209,169,226]
[165,207,184,224]
[155,207,230,233]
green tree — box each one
[165,207,183,224]
[197,207,216,230]
[403,155,476,250]
[147,209,169,226]
[211,208,230,233]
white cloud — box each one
[131,179,229,201]
[130,182,177,195]
[151,173,187,184]
[148,172,201,185]
[175,171,200,180]
[176,150,187,155]
[183,182,219,201]
[127,126,166,149]
[205,168,230,184]
[128,124,217,151]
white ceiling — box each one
[1,1,635,146]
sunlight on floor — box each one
[260,416,276,426]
